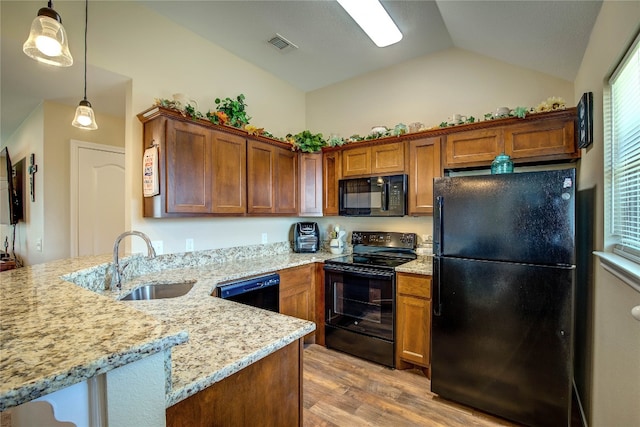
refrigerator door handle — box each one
[433,257,442,316]
[435,196,444,255]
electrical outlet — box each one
[185,238,194,252]
[151,240,163,255]
[261,233,268,244]
[35,238,42,252]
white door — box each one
[70,141,125,257]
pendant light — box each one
[72,0,98,130]
[23,1,73,67]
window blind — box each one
[606,34,640,263]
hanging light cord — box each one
[82,0,88,101]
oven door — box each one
[324,265,395,341]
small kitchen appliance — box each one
[293,222,319,253]
[338,174,407,217]
[432,169,576,427]
[324,231,416,368]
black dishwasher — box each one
[216,273,280,312]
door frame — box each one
[70,140,125,257]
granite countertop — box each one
[1,243,427,412]
[395,255,433,276]
[0,245,335,411]
[0,255,188,412]
[102,252,331,407]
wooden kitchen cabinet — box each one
[443,109,578,169]
[139,110,247,217]
[322,150,341,216]
[506,117,577,160]
[247,140,298,215]
[211,131,247,214]
[165,119,213,214]
[341,141,405,177]
[298,152,323,216]
[166,339,303,427]
[396,272,431,371]
[444,127,503,169]
[408,137,442,215]
[279,264,316,344]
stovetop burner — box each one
[325,231,417,270]
[326,254,414,269]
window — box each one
[604,33,640,265]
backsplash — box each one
[63,241,294,292]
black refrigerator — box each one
[431,169,576,427]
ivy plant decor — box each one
[207,94,251,128]
[288,130,326,153]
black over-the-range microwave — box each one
[338,174,408,217]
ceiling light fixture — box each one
[23,1,73,67]
[337,0,402,48]
[72,0,97,130]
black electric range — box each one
[323,231,417,368]
[324,231,417,272]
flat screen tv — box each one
[0,147,23,225]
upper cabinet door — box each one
[212,131,246,214]
[444,128,504,169]
[408,137,442,216]
[322,151,341,216]
[247,140,298,215]
[505,118,577,160]
[165,120,212,213]
[342,146,371,177]
[342,142,405,178]
[247,140,275,214]
[274,147,298,214]
[299,152,323,217]
[371,142,405,174]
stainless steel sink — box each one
[120,280,196,301]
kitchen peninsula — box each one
[1,244,327,426]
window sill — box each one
[594,251,640,294]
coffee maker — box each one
[293,222,320,253]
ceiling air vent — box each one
[268,33,298,53]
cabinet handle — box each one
[632,305,640,322]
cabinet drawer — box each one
[397,274,431,298]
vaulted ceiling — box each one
[1,1,603,143]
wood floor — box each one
[303,344,519,427]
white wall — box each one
[573,1,640,425]
[306,47,574,138]
[0,105,44,266]
[2,101,125,264]
[83,1,309,255]
[43,102,125,261]
[1,2,577,258]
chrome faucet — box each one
[112,231,156,290]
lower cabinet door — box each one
[396,293,431,367]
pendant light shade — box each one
[72,100,98,130]
[23,2,73,67]
[72,0,98,130]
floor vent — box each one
[268,33,298,52]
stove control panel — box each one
[352,231,416,249]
